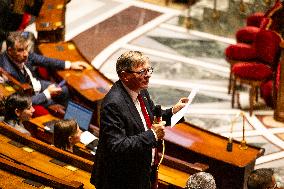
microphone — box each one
[153,105,162,124]
[226,112,241,152]
[226,137,233,152]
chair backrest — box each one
[246,12,265,27]
[254,29,281,66]
[259,17,270,29]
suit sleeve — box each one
[100,102,156,156]
[29,52,66,69]
[31,92,48,105]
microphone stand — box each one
[239,112,248,150]
[227,112,241,152]
[157,139,165,173]
[151,105,165,189]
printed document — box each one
[171,88,198,127]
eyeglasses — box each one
[127,67,154,75]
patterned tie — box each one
[22,68,32,85]
[137,94,152,129]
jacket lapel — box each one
[118,81,145,132]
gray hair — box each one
[6,31,29,48]
[186,172,216,189]
[247,168,274,189]
[116,51,149,76]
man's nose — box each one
[23,49,29,57]
[145,72,151,78]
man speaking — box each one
[90,51,188,189]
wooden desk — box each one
[0,68,32,98]
[36,0,66,42]
[0,83,15,98]
[0,122,94,189]
[40,0,66,10]
[37,42,113,125]
[27,114,95,160]
[164,122,264,189]
[0,168,50,189]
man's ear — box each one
[120,71,128,82]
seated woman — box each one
[0,92,34,135]
[53,119,82,152]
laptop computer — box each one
[43,101,93,132]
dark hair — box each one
[0,92,32,121]
[53,119,78,150]
[247,168,274,189]
[116,51,149,76]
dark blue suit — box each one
[90,80,173,189]
[0,52,68,106]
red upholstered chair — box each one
[230,30,281,115]
[236,17,270,44]
[235,0,282,44]
[32,105,50,117]
[225,26,279,94]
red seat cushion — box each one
[232,62,273,80]
[225,43,256,60]
[32,105,49,117]
[236,26,260,43]
[37,66,50,80]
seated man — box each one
[0,31,90,107]
[185,172,216,189]
[247,168,282,189]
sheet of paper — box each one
[80,131,98,145]
[171,88,198,128]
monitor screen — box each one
[64,101,93,131]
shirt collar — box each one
[121,81,139,102]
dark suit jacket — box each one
[0,52,66,105]
[90,80,173,189]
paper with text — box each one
[171,88,198,127]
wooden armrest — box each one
[159,154,209,174]
[47,104,65,118]
[0,67,32,93]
